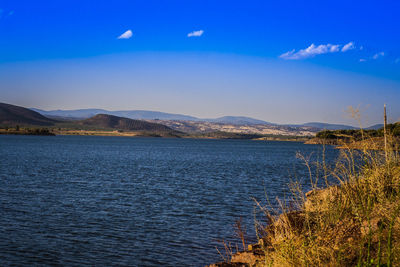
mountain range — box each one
[1,103,387,137]
[30,108,201,121]
[1,103,179,135]
[31,107,366,130]
[31,108,273,125]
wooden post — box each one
[384,104,388,161]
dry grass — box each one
[254,130,400,266]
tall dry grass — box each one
[254,121,400,266]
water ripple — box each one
[0,135,337,266]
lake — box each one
[0,135,338,266]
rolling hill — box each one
[31,107,363,129]
[31,108,273,125]
[31,108,199,121]
[0,103,181,136]
[366,124,384,130]
[76,114,180,134]
[0,103,57,126]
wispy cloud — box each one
[359,59,366,62]
[187,30,204,37]
[280,43,341,60]
[395,58,400,64]
[117,30,133,39]
[372,52,385,60]
[342,42,355,52]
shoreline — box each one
[0,128,313,141]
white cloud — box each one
[359,59,366,62]
[280,43,341,60]
[117,30,133,39]
[187,30,204,37]
[372,52,385,60]
[342,42,355,52]
[279,49,296,59]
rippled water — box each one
[0,135,338,266]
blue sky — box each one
[0,0,399,126]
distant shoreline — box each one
[0,128,312,141]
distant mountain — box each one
[205,116,273,125]
[32,108,274,125]
[30,108,110,119]
[366,124,384,130]
[298,122,355,130]
[31,108,199,121]
[0,103,57,126]
[113,110,198,121]
[29,107,380,130]
[78,114,179,134]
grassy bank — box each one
[211,132,400,266]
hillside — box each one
[31,108,199,121]
[76,114,180,134]
[148,119,318,136]
[32,108,272,124]
[33,107,374,130]
[0,103,57,126]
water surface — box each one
[0,135,337,266]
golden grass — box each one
[253,133,400,267]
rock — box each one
[231,251,259,266]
